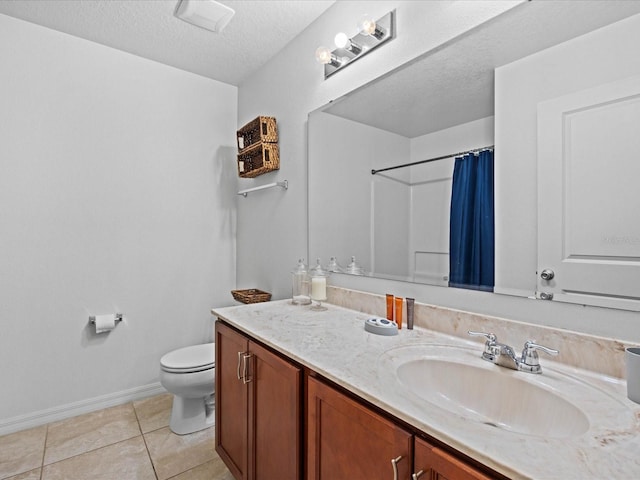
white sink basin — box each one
[378,344,633,439]
[396,357,588,437]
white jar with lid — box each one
[291,259,311,305]
[309,258,330,311]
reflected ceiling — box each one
[324,1,640,138]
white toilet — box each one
[159,343,215,435]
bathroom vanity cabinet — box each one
[413,437,494,480]
[307,375,494,480]
[213,299,640,478]
[306,374,413,479]
[215,321,301,480]
[216,319,500,480]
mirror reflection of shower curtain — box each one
[449,150,494,291]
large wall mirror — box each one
[308,1,640,295]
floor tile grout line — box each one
[141,425,218,480]
[39,423,49,480]
[129,400,144,437]
[41,402,143,469]
[140,432,160,480]
[2,394,197,480]
[39,432,145,470]
[0,424,48,480]
[132,399,160,480]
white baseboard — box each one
[0,382,167,436]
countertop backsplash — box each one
[327,286,633,379]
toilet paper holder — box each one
[89,313,123,325]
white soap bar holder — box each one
[364,317,398,336]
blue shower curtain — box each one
[449,150,494,291]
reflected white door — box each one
[537,75,640,311]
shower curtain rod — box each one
[371,145,494,175]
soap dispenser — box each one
[291,259,311,305]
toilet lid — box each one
[160,343,215,372]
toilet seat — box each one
[160,343,215,374]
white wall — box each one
[237,2,640,342]
[308,112,409,275]
[410,117,495,164]
[236,0,522,297]
[0,14,237,426]
[372,176,410,278]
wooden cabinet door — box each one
[413,437,492,480]
[215,321,249,480]
[307,376,412,480]
[248,340,301,479]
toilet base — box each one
[169,394,215,435]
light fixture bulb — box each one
[357,13,386,40]
[334,32,363,55]
[334,32,350,49]
[358,14,376,35]
[315,46,332,64]
[315,46,343,68]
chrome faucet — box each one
[468,331,559,374]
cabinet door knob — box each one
[412,470,425,480]
[391,455,403,480]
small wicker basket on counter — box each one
[231,289,272,304]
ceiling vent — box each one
[174,0,235,33]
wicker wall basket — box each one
[237,142,280,178]
[231,289,272,304]
[237,116,278,152]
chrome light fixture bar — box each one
[316,10,395,80]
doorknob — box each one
[540,269,555,281]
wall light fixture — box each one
[315,10,395,79]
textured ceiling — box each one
[323,1,640,138]
[0,0,336,86]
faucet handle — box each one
[521,341,559,371]
[468,331,497,343]
[468,331,498,361]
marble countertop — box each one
[212,300,640,479]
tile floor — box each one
[0,394,234,480]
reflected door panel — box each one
[537,75,640,311]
